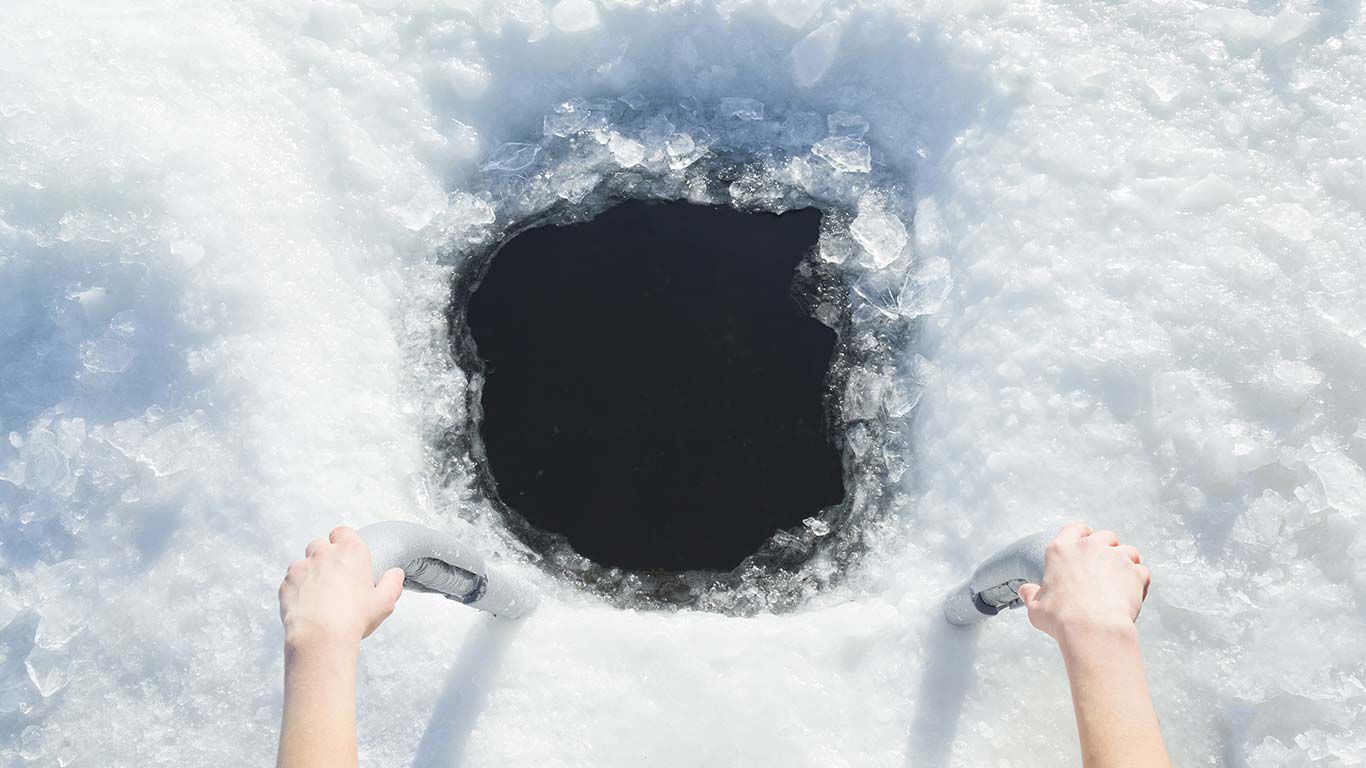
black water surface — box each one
[468,201,843,572]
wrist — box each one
[284,625,361,664]
[1056,620,1139,661]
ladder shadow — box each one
[411,616,524,768]
[905,620,980,767]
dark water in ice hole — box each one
[468,201,843,572]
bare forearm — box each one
[1059,625,1170,768]
[277,640,360,768]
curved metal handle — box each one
[358,521,539,619]
[943,530,1051,626]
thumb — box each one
[374,567,405,611]
[1017,582,1041,609]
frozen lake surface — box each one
[2,0,1365,765]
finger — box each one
[1116,544,1141,564]
[280,562,302,594]
[1017,582,1041,609]
[1088,529,1120,547]
[1056,522,1093,543]
[286,558,307,579]
[374,567,405,611]
[329,525,359,545]
[304,537,328,558]
[1135,564,1151,600]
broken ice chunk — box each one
[842,368,898,422]
[481,143,541,172]
[16,726,41,761]
[812,136,871,173]
[35,561,87,648]
[1309,452,1366,518]
[0,588,18,632]
[1272,359,1323,397]
[665,133,695,157]
[392,185,448,231]
[897,256,951,317]
[719,97,765,120]
[608,134,646,167]
[1260,203,1314,242]
[544,108,589,137]
[817,227,856,265]
[1175,173,1238,211]
[556,172,601,203]
[640,114,675,145]
[25,646,71,697]
[139,419,198,477]
[826,111,868,138]
[1231,489,1291,547]
[803,517,831,536]
[17,427,71,493]
[80,337,133,373]
[665,133,700,170]
[550,0,600,33]
[429,192,495,245]
[850,206,908,267]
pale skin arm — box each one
[277,526,405,768]
[1019,523,1171,768]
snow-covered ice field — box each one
[3,0,1366,765]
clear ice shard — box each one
[481,143,542,172]
[850,205,908,267]
[25,647,71,698]
[812,136,871,173]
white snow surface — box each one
[3,0,1366,766]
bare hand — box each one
[1018,523,1151,643]
[278,526,405,651]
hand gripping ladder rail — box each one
[941,530,1052,626]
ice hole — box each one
[466,200,844,573]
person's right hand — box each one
[278,526,405,653]
[1017,523,1151,643]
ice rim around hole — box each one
[417,94,947,615]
